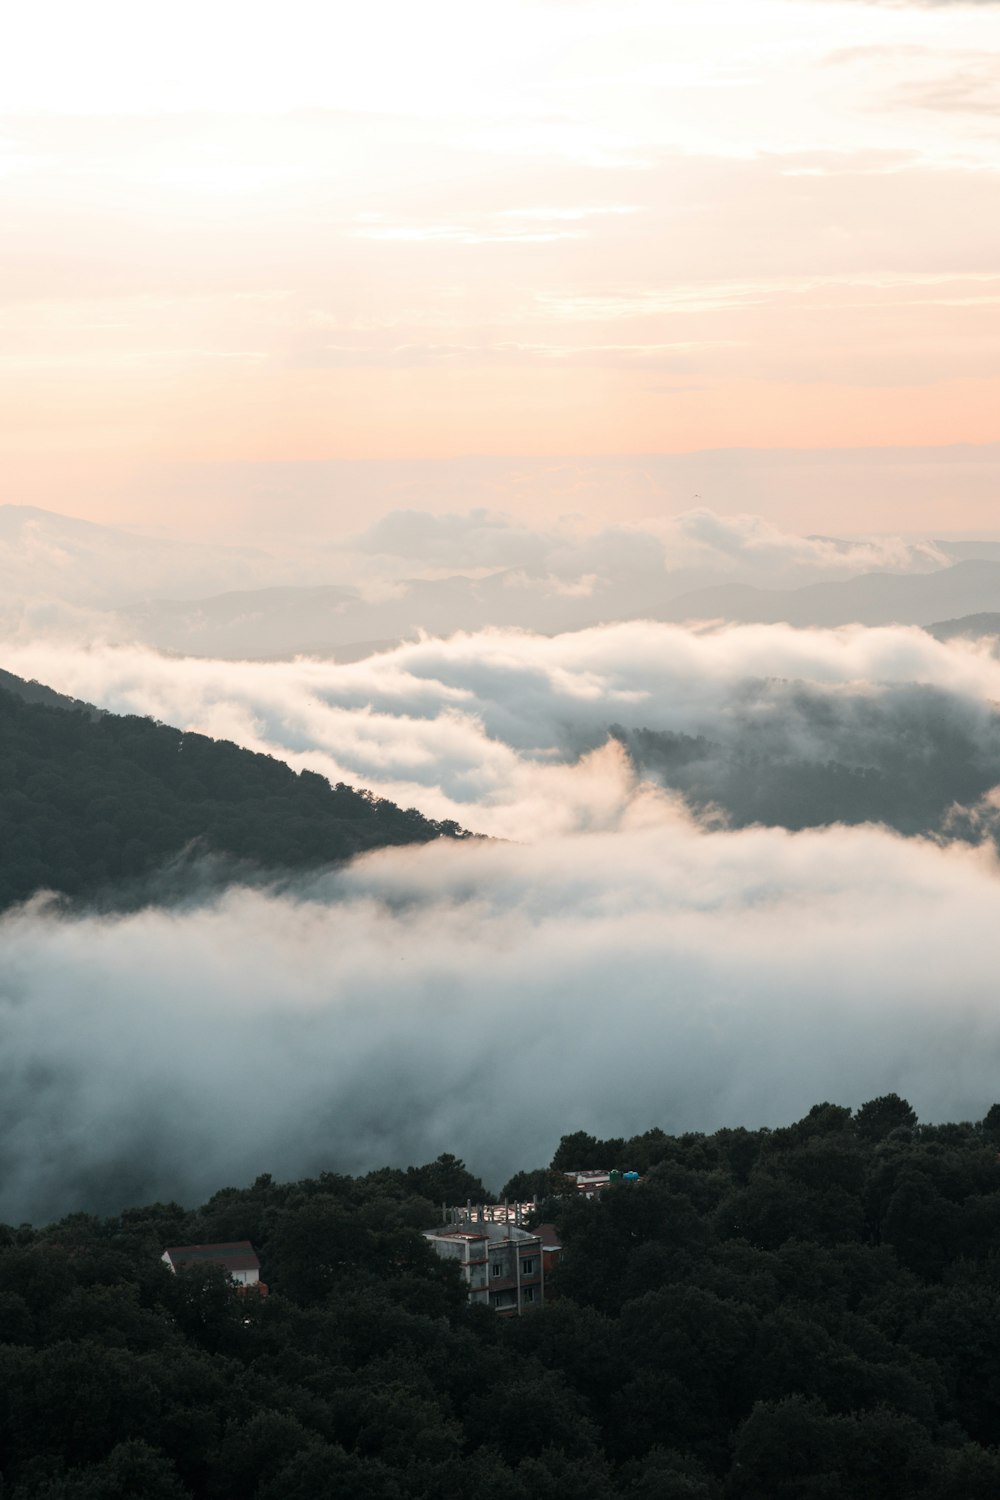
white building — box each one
[161,1240,263,1290]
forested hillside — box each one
[0,668,102,717]
[5,1100,1000,1497]
[0,677,470,910]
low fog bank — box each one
[3,816,1000,1225]
[7,618,1000,1223]
[6,620,1000,840]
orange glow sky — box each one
[2,0,999,534]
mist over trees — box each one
[612,679,1000,837]
[0,678,470,911]
[6,1100,1000,1497]
[11,613,1000,855]
[9,651,1000,920]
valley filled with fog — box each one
[4,501,1000,1220]
[11,2,1000,1487]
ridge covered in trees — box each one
[6,1098,1000,1497]
[0,673,472,911]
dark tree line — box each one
[4,1100,1000,1496]
[0,679,472,911]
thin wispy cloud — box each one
[3,0,999,498]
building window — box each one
[491,1262,502,1277]
[523,1286,535,1303]
[521,1259,534,1275]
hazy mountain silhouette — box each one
[115,564,1000,659]
[925,612,1000,643]
[118,573,672,658]
[9,502,1000,652]
[663,560,1000,628]
[0,505,298,605]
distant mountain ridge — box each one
[115,562,1000,660]
[925,612,1000,643]
[8,502,1000,651]
[0,504,307,606]
[0,670,472,911]
[663,560,1000,628]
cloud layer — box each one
[5,617,1000,1221]
[3,814,1000,1224]
[5,618,1000,838]
[349,506,954,587]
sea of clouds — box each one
[2,812,999,1223]
[3,618,1000,836]
[3,617,1000,1220]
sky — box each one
[3,0,1000,536]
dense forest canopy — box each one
[0,674,471,911]
[6,1099,1000,1497]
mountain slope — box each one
[0,666,103,716]
[0,675,471,910]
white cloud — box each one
[3,812,1000,1222]
[4,618,1000,838]
[4,613,1000,1219]
[347,505,951,587]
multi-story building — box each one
[424,1212,545,1315]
